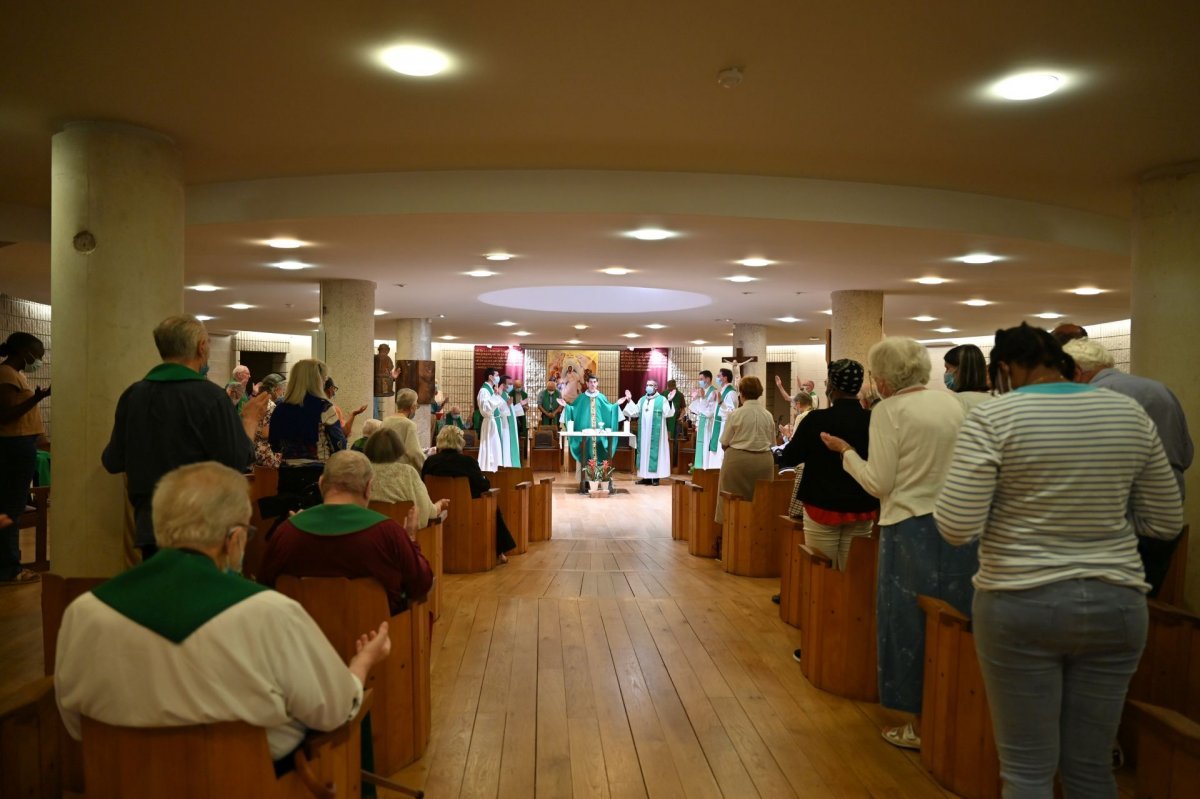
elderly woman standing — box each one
[936,325,1182,797]
[365,428,448,528]
[821,337,977,750]
[715,376,776,524]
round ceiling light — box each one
[1034,312,1065,319]
[738,258,773,267]
[380,44,452,77]
[440,334,458,340]
[601,266,633,275]
[465,269,498,278]
[690,339,708,345]
[189,284,222,292]
[776,316,800,323]
[963,299,993,307]
[566,338,583,345]
[1072,287,1104,296]
[574,324,589,330]
[195,315,215,321]
[916,277,948,285]
[623,333,641,339]
[626,228,677,241]
[956,253,1002,264]
[374,309,387,316]
[265,238,305,249]
[496,320,517,327]
[990,71,1063,101]
[273,260,310,271]
[227,303,254,310]
[485,253,514,261]
[645,323,666,329]
[934,327,959,333]
[723,275,757,283]
[912,315,937,322]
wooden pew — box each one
[18,485,50,572]
[529,428,561,472]
[918,595,1001,799]
[778,516,804,628]
[719,477,791,577]
[492,467,532,554]
[422,475,498,573]
[276,576,431,776]
[368,499,444,621]
[0,676,60,799]
[669,476,694,542]
[674,433,696,475]
[1127,701,1200,798]
[244,465,279,580]
[687,468,722,558]
[528,471,555,543]
[796,534,879,701]
[462,428,480,461]
[81,691,373,799]
[1157,525,1190,608]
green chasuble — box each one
[562,391,622,464]
[638,393,666,472]
[91,548,268,643]
[290,503,391,535]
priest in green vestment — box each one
[538,379,562,426]
[557,375,622,465]
[622,380,672,485]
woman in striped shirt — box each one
[935,324,1182,798]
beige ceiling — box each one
[1,1,1196,345]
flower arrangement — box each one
[584,458,615,482]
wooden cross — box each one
[721,348,758,381]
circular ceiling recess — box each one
[478,286,712,313]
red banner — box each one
[473,345,524,392]
[618,348,670,400]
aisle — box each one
[386,475,948,798]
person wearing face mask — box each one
[476,368,509,472]
[499,375,525,468]
[0,331,51,584]
[252,373,287,467]
[103,316,267,563]
[621,379,672,486]
[54,461,392,762]
[688,370,720,469]
[943,344,992,414]
[435,404,468,436]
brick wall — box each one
[0,293,52,437]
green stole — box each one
[143,362,208,382]
[709,384,734,452]
[290,503,390,535]
[640,393,665,471]
[91,548,269,643]
[501,389,521,467]
[693,386,715,469]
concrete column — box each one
[395,318,433,447]
[731,322,767,384]
[50,122,184,576]
[831,290,884,368]
[1131,161,1200,610]
[319,279,375,441]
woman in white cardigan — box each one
[364,428,447,528]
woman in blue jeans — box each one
[936,324,1183,798]
[0,332,51,584]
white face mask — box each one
[23,357,43,374]
[491,374,500,385]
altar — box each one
[559,424,637,493]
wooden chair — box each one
[778,516,804,628]
[422,476,498,573]
[80,691,373,799]
[918,595,1001,799]
[275,576,431,776]
[492,467,532,554]
[368,500,444,621]
[0,676,60,799]
[719,477,791,577]
[530,428,560,472]
[1121,599,1200,766]
[1127,701,1200,798]
[18,485,50,572]
[796,534,879,701]
[687,469,722,558]
[245,465,280,580]
[669,476,694,542]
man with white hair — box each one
[382,388,429,470]
[258,450,433,614]
[54,461,391,761]
[1064,337,1193,595]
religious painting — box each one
[547,350,599,403]
[394,359,437,404]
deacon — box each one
[622,379,672,485]
[476,368,510,472]
[500,374,525,468]
[688,370,719,469]
[557,374,622,466]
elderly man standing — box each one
[258,451,433,614]
[103,316,267,561]
[622,379,672,486]
[54,461,391,761]
[382,388,429,471]
[1064,338,1194,596]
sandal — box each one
[1,568,41,586]
[881,722,921,750]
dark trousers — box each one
[1139,534,1181,598]
[0,435,39,579]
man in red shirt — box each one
[258,450,432,613]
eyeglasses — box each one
[227,524,257,542]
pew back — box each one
[528,474,555,543]
[1128,701,1200,799]
[720,478,791,577]
[778,517,804,628]
[368,499,444,621]
[244,466,280,580]
[687,469,722,558]
[422,476,498,573]
[669,477,694,542]
[492,467,532,554]
[0,676,60,799]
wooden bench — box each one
[918,595,1001,799]
[673,433,696,475]
[18,485,50,572]
[687,468,722,558]
[1127,701,1200,798]
[368,499,444,621]
[276,576,431,776]
[796,534,879,701]
[422,475,498,573]
[492,467,532,554]
[529,428,561,473]
[1157,525,1190,608]
[244,465,279,580]
[719,477,791,577]
[527,470,554,543]
[669,476,694,542]
[0,676,60,799]
[778,516,804,628]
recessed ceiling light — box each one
[306,317,321,324]
[227,303,253,310]
[916,277,948,285]
[690,339,708,345]
[645,323,666,330]
[273,260,311,271]
[1034,312,1065,319]
[265,238,305,249]
[379,44,452,77]
[574,324,589,330]
[821,309,833,315]
[440,334,459,340]
[496,320,517,327]
[465,269,498,277]
[195,315,215,321]
[724,275,757,283]
[963,299,993,307]
[623,333,641,339]
[514,330,532,337]
[934,327,959,333]
[808,336,822,341]
[912,315,937,322]
[566,338,583,345]
[1072,287,1104,296]
[776,316,801,323]
[189,284,221,292]
[990,71,1063,101]
[956,253,1002,265]
[626,228,677,241]
[601,266,633,276]
[738,258,773,267]
[374,309,388,316]
[485,253,514,261]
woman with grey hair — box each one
[821,336,977,750]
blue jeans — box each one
[973,581,1147,798]
[876,514,978,713]
[0,435,39,579]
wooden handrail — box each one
[0,675,53,718]
[917,594,971,625]
[1128,701,1200,758]
[798,544,834,568]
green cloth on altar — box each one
[562,391,621,464]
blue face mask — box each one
[943,371,955,390]
[200,363,210,377]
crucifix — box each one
[721,347,758,382]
